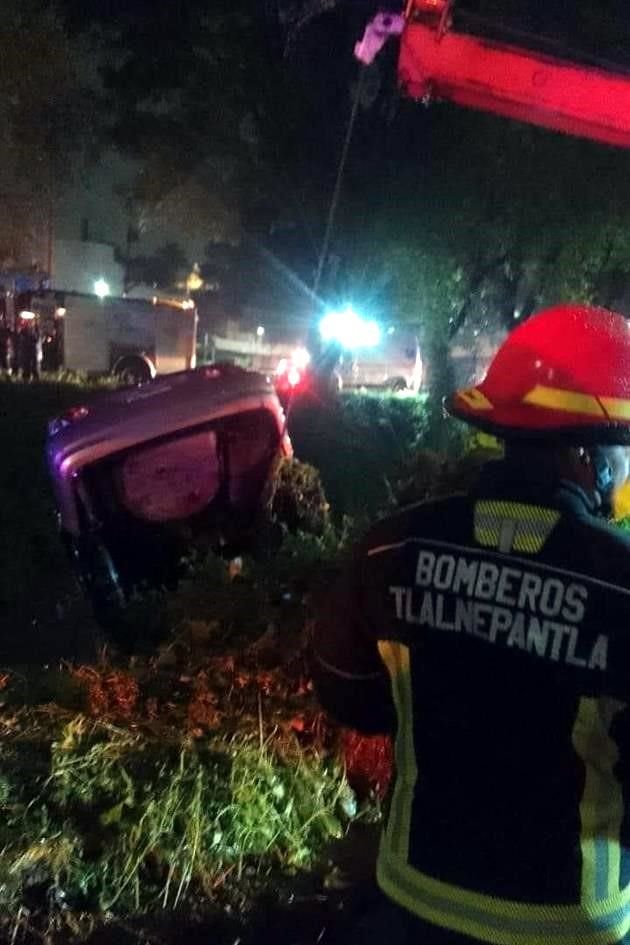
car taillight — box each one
[413,0,448,12]
[411,0,450,25]
[63,406,89,423]
[287,367,301,387]
[47,405,89,437]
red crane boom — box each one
[399,0,630,148]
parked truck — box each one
[17,290,198,383]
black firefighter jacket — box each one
[312,460,630,945]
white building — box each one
[52,238,124,296]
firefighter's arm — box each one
[310,556,395,735]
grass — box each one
[0,650,358,924]
[0,537,378,937]
[0,378,416,939]
[0,376,108,631]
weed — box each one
[0,712,355,916]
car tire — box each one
[113,356,153,386]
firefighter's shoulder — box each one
[564,511,630,587]
[362,493,470,557]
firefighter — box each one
[17,319,39,381]
[313,304,630,945]
[0,316,9,373]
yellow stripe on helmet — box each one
[600,397,630,421]
[457,388,494,411]
[522,385,605,417]
[523,385,630,422]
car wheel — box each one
[114,357,152,386]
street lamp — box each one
[94,279,110,299]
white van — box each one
[335,327,423,392]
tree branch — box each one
[448,253,508,339]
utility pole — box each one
[312,65,366,300]
[46,154,55,282]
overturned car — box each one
[47,366,292,631]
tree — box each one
[0,1,99,267]
[93,2,284,249]
[336,101,630,445]
[78,0,373,299]
[57,0,630,430]
[124,242,190,292]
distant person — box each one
[18,323,39,381]
[7,326,17,376]
[40,325,60,373]
[0,319,9,373]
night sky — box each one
[48,0,630,303]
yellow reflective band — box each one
[600,397,630,421]
[474,501,560,554]
[523,386,630,421]
[457,387,494,411]
[375,645,630,944]
[523,385,605,417]
[572,698,626,904]
[613,481,630,521]
[377,641,417,862]
[378,847,630,945]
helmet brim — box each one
[447,397,630,446]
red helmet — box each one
[448,304,630,443]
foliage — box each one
[0,378,481,937]
[0,703,354,917]
[0,379,432,652]
[289,391,431,518]
[88,0,311,249]
[272,459,330,536]
[0,1,100,266]
[395,446,501,508]
[125,242,191,292]
[344,107,630,445]
[65,0,376,296]
[0,378,392,932]
[0,378,111,640]
[0,538,365,922]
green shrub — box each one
[288,391,430,518]
[395,447,502,507]
[0,378,109,626]
[271,459,330,536]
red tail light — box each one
[287,367,302,388]
[411,0,448,14]
[63,406,89,423]
[48,405,89,438]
